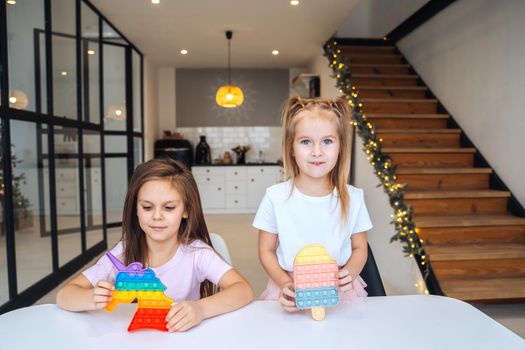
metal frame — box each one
[0,0,145,314]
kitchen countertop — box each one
[192,162,281,167]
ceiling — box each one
[90,0,358,68]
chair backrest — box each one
[209,233,232,265]
[361,243,386,296]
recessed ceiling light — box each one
[151,0,160,4]
[9,97,17,104]
[272,50,279,55]
[290,0,299,5]
[180,49,188,55]
[61,71,68,76]
[87,49,95,55]
[7,0,16,5]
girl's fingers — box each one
[165,303,183,322]
[166,306,187,329]
[94,286,113,296]
[282,305,300,313]
[282,285,296,298]
[279,294,296,307]
[169,314,190,332]
[339,275,353,286]
[173,317,193,332]
[96,280,114,290]
[93,294,111,303]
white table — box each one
[0,295,523,349]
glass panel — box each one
[53,35,77,119]
[102,21,127,45]
[103,43,126,131]
[134,137,143,170]
[10,120,52,293]
[104,135,127,153]
[84,131,103,248]
[54,126,81,266]
[81,2,100,124]
[0,121,7,303]
[132,50,142,132]
[6,0,45,112]
[51,0,75,35]
[105,158,127,224]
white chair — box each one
[210,233,232,265]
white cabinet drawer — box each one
[225,167,247,180]
[225,181,247,194]
[57,197,78,214]
[192,167,224,177]
[195,175,225,184]
[226,195,247,209]
[247,166,280,176]
[198,183,225,208]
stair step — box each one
[428,243,525,261]
[439,277,525,301]
[358,86,428,98]
[385,148,476,168]
[348,63,411,74]
[377,128,461,148]
[342,53,403,64]
[407,195,508,216]
[417,221,525,245]
[378,128,460,134]
[353,74,418,79]
[405,190,510,200]
[415,214,525,228]
[432,258,525,281]
[366,114,449,129]
[362,98,438,103]
[396,167,491,174]
[353,74,420,86]
[383,147,476,153]
[398,172,489,191]
[341,46,397,55]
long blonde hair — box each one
[281,96,352,224]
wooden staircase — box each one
[341,44,525,302]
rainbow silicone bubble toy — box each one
[105,252,174,332]
[293,244,339,321]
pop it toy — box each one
[105,252,174,332]
[293,245,339,320]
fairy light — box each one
[323,38,429,281]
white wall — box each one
[336,0,429,38]
[398,0,525,207]
[144,58,158,160]
[157,67,176,137]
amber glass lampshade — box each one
[216,85,244,108]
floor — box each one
[29,214,525,339]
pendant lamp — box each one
[216,30,244,108]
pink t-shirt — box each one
[83,240,232,302]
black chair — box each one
[360,243,386,296]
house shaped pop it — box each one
[293,244,339,320]
[105,252,174,332]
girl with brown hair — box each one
[57,158,253,331]
[254,96,372,311]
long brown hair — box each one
[281,96,352,225]
[121,157,216,298]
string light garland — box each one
[323,39,430,279]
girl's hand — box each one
[92,280,114,309]
[165,301,204,332]
[338,268,354,294]
[279,281,299,312]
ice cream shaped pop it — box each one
[293,244,339,320]
[104,252,174,332]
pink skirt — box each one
[259,272,368,301]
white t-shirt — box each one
[253,180,373,271]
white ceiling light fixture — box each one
[87,49,96,55]
[272,50,279,55]
[180,49,188,55]
[7,0,16,5]
[290,0,300,6]
[61,71,68,76]
[151,0,160,4]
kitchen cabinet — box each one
[193,165,283,214]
